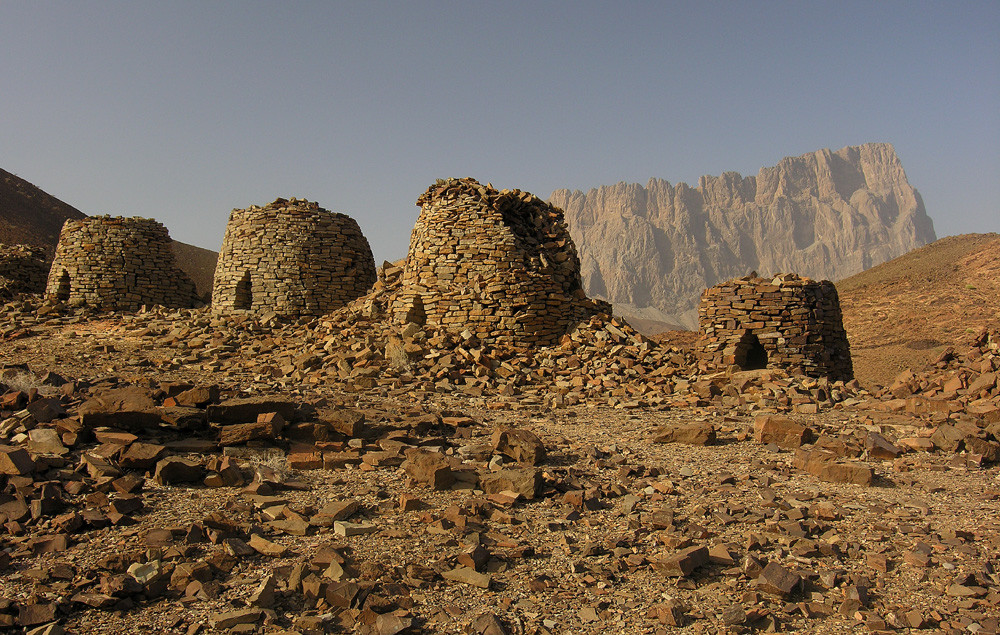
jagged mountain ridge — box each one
[549,143,937,328]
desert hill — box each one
[0,168,87,253]
[170,241,220,300]
[0,168,216,296]
[837,232,1000,387]
[550,143,937,329]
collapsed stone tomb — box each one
[390,177,609,347]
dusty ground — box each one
[1,304,998,635]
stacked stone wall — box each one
[0,244,49,300]
[697,273,853,381]
[391,178,609,347]
[211,198,376,317]
[44,216,200,311]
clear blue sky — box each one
[2,2,997,262]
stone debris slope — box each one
[0,244,48,301]
[0,292,997,634]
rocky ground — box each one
[1,295,999,635]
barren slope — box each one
[171,241,219,298]
[0,168,86,253]
[838,233,1000,387]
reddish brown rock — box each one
[153,457,206,485]
[0,446,35,475]
[478,468,540,499]
[118,442,166,470]
[865,432,904,460]
[651,423,716,445]
[491,428,546,465]
[756,561,801,597]
[402,449,455,490]
[652,545,709,577]
[441,566,491,589]
[18,602,57,627]
[753,415,813,448]
[172,385,218,408]
[219,412,284,445]
[206,397,296,424]
[793,449,874,485]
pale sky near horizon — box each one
[2,2,997,262]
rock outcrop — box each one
[549,143,937,329]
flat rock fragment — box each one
[441,566,491,589]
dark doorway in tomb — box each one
[735,331,768,370]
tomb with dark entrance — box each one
[696,273,853,381]
[212,198,376,317]
[734,331,768,371]
[44,216,200,311]
[55,271,71,302]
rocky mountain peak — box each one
[549,143,936,329]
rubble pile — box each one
[854,328,1000,463]
[44,216,200,311]
[212,198,376,317]
[0,366,997,634]
[390,178,608,347]
[698,274,853,382]
[0,289,872,417]
[0,244,48,300]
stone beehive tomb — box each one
[212,198,376,317]
[391,177,609,347]
[0,243,48,300]
[697,273,853,381]
[45,216,200,311]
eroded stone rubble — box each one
[0,291,998,634]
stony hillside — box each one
[0,168,216,296]
[171,241,220,300]
[838,232,1000,387]
[550,143,937,328]
[0,168,87,253]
